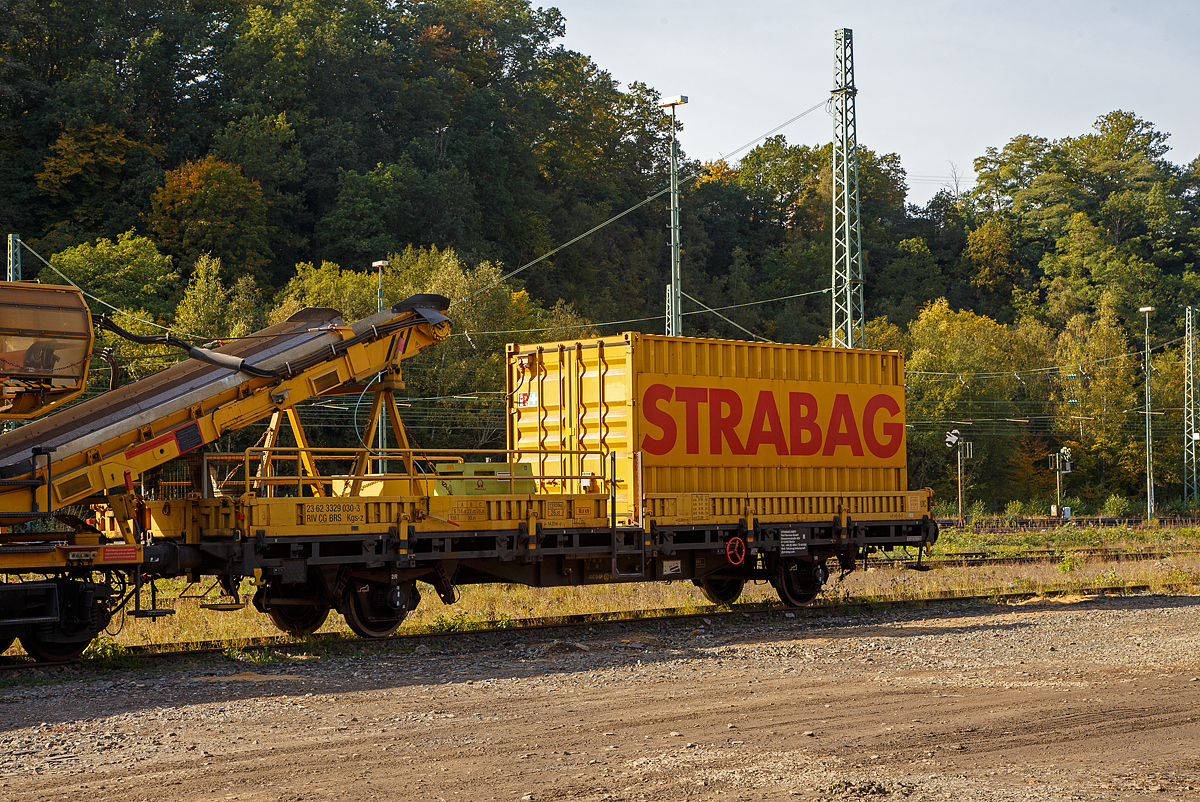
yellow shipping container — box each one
[507,333,917,526]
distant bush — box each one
[967,499,988,521]
[82,637,127,662]
[932,500,957,519]
[1060,496,1089,517]
[1026,498,1052,516]
[1102,494,1131,517]
[1057,553,1081,572]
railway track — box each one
[935,516,1200,533]
[2,580,1195,673]
[877,546,1200,569]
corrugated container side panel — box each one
[509,334,908,514]
[510,337,636,501]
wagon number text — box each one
[304,503,365,525]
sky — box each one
[546,0,1200,205]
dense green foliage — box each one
[4,1,1199,510]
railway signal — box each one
[1050,446,1073,518]
[946,430,972,525]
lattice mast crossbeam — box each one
[831,28,864,349]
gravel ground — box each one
[3,592,1200,801]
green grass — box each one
[929,522,1200,557]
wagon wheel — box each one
[699,577,746,605]
[341,580,420,639]
[267,605,330,637]
[18,631,93,663]
[773,558,827,607]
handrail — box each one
[212,446,612,498]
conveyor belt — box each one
[0,308,343,476]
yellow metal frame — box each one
[0,308,450,537]
[0,542,143,573]
[127,443,613,542]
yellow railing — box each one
[200,447,612,499]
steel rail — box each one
[936,516,1200,533]
[876,546,1200,570]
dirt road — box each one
[4,593,1200,801]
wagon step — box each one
[610,528,645,579]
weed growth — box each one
[1058,554,1082,572]
[82,636,128,663]
[224,646,293,663]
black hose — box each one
[96,316,280,379]
[97,296,450,382]
[96,346,120,390]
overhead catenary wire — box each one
[716,99,830,163]
[16,239,209,340]
[443,287,831,340]
[454,99,830,309]
[907,335,1186,382]
[680,290,771,342]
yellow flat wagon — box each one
[509,333,936,604]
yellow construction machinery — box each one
[0,294,452,659]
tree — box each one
[30,112,166,238]
[1053,296,1141,495]
[392,249,588,448]
[270,259,381,324]
[1039,212,1166,324]
[272,246,590,449]
[904,299,1052,500]
[973,134,1051,212]
[174,254,266,340]
[214,114,308,281]
[533,51,673,203]
[173,254,229,339]
[871,237,942,327]
[316,157,480,268]
[1005,434,1056,504]
[90,307,179,387]
[48,230,178,320]
[35,124,150,218]
[1006,112,1175,245]
[148,156,272,282]
[961,216,1022,317]
[735,135,826,229]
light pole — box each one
[944,429,971,525]
[660,95,687,337]
[1140,305,1155,519]
[373,260,389,470]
